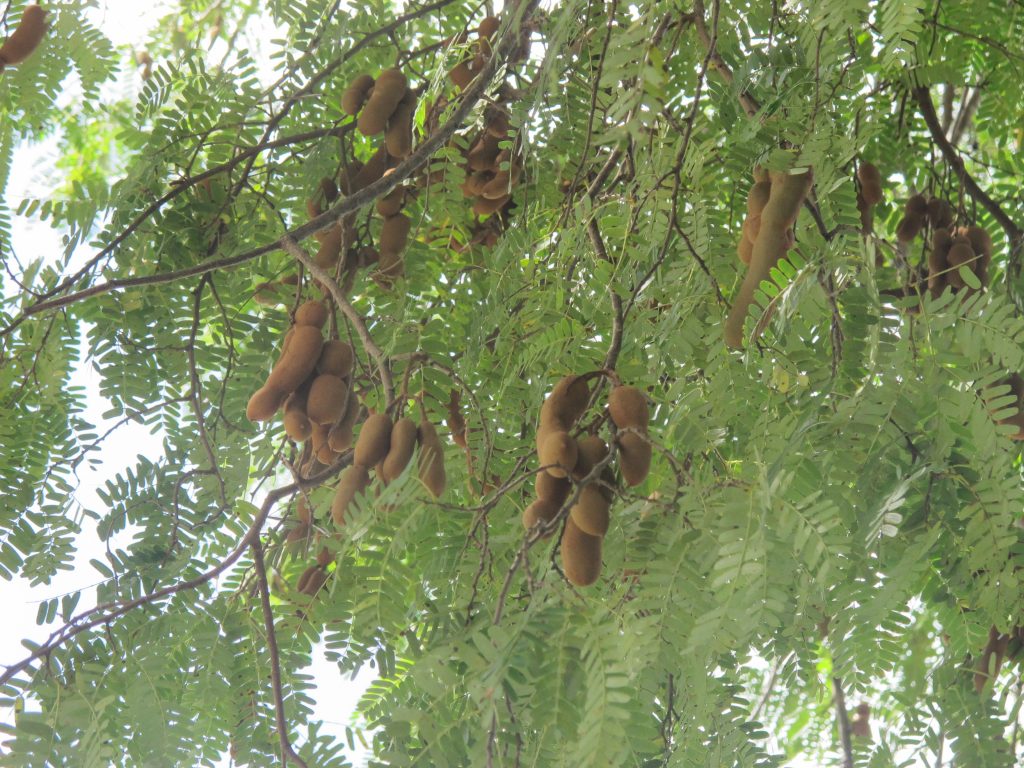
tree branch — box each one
[252,537,310,768]
[832,676,854,768]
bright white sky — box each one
[0,3,374,765]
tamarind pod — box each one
[856,162,881,188]
[741,214,761,243]
[284,518,310,544]
[354,413,392,468]
[461,170,493,198]
[449,61,473,89]
[472,194,510,216]
[385,91,417,159]
[896,213,925,242]
[380,417,418,482]
[0,4,46,66]
[483,230,500,247]
[315,224,344,268]
[540,375,590,430]
[480,163,523,200]
[609,385,649,430]
[974,627,1009,693]
[522,498,558,536]
[946,242,976,289]
[906,193,928,216]
[376,186,405,217]
[926,198,952,229]
[417,420,447,497]
[318,340,354,378]
[446,389,467,448]
[316,546,334,567]
[246,385,286,422]
[928,228,953,297]
[856,192,873,233]
[860,181,883,207]
[375,251,404,284]
[279,273,299,286]
[328,396,360,452]
[266,325,324,394]
[752,165,769,183]
[485,110,510,139]
[467,134,501,171]
[963,225,993,285]
[746,181,772,215]
[561,518,602,587]
[538,430,578,478]
[253,282,285,306]
[572,435,609,481]
[295,300,329,329]
[297,565,327,595]
[617,431,652,486]
[353,246,378,267]
[724,169,813,348]
[380,213,411,254]
[341,73,375,116]
[352,145,390,190]
[310,420,330,452]
[737,235,753,265]
[570,482,611,537]
[283,386,313,441]
[331,464,372,526]
[535,471,571,507]
[478,15,500,38]
[307,374,349,425]
[357,68,408,136]
[337,160,364,195]
[296,496,312,524]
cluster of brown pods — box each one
[726,166,813,348]
[245,300,359,464]
[0,4,46,70]
[522,376,652,587]
[855,161,884,232]
[928,224,992,297]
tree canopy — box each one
[2,0,1024,766]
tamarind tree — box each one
[3,0,1024,765]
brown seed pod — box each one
[485,110,510,139]
[328,395,360,452]
[896,195,928,242]
[737,236,753,265]
[926,198,953,229]
[376,186,405,217]
[316,546,334,567]
[295,300,329,329]
[449,60,473,89]
[522,498,558,536]
[538,430,578,479]
[385,91,417,159]
[478,15,500,39]
[341,73,375,116]
[572,435,609,481]
[331,464,372,526]
[417,419,446,497]
[253,281,285,306]
[724,169,813,348]
[283,384,313,441]
[561,517,602,587]
[480,162,522,200]
[315,224,344,268]
[472,194,510,216]
[357,68,408,136]
[746,181,772,215]
[540,375,590,430]
[297,565,327,596]
[296,496,312,524]
[337,160,363,195]
[446,389,467,448]
[962,225,993,285]
[352,145,390,191]
[266,325,324,395]
[285,518,310,545]
[380,417,418,482]
[929,228,953,297]
[307,374,349,425]
[310,421,334,464]
[857,163,883,207]
[608,385,649,430]
[617,431,652,487]
[246,385,286,422]
[974,626,1010,693]
[380,213,411,255]
[535,471,571,507]
[467,134,501,171]
[354,412,392,468]
[461,170,493,198]
[570,482,611,537]
[0,4,46,66]
[318,340,354,378]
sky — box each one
[0,2,373,765]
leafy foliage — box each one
[1,1,1024,766]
